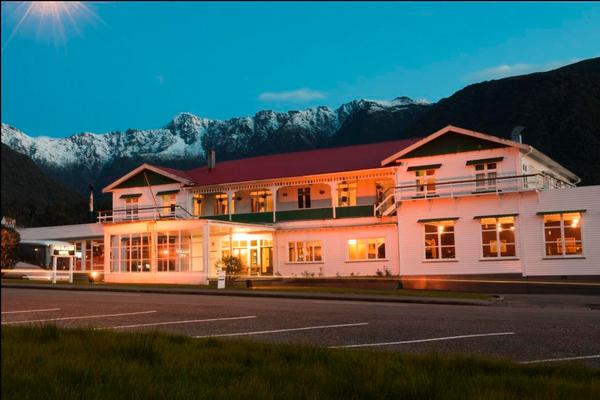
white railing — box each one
[394,172,569,202]
[97,205,195,223]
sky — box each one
[1,2,599,138]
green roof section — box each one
[115,170,179,189]
[536,209,587,215]
[119,193,142,199]
[402,131,507,159]
[417,217,459,223]
[407,163,442,171]
[156,189,180,196]
[466,156,504,166]
[473,213,518,219]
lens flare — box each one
[3,1,100,48]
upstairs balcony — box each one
[97,205,194,223]
[374,172,574,216]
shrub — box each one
[0,227,20,269]
[215,256,243,284]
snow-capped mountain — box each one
[1,97,430,192]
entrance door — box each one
[250,248,259,275]
[260,247,273,275]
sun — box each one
[3,1,100,48]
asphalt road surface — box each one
[2,288,599,367]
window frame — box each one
[415,169,436,195]
[422,220,456,261]
[473,162,498,191]
[479,216,517,259]
[337,181,357,207]
[297,187,311,209]
[346,238,386,262]
[542,212,584,258]
[287,240,323,263]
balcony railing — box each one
[393,173,569,202]
[97,205,195,223]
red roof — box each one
[155,139,420,186]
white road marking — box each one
[1,308,61,315]
[329,331,516,348]
[99,315,257,330]
[194,322,369,338]
[1,310,157,325]
[520,354,600,364]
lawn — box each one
[2,326,598,400]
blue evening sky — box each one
[2,2,599,137]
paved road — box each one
[2,288,599,367]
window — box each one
[298,187,311,209]
[288,241,322,263]
[161,194,177,216]
[337,182,357,207]
[214,193,233,215]
[474,162,497,191]
[125,197,139,219]
[424,220,456,259]
[415,169,436,195]
[347,238,385,261]
[481,217,516,258]
[544,212,583,256]
[251,190,272,213]
[192,194,204,217]
[110,233,151,272]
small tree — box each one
[1,227,20,269]
[215,255,243,285]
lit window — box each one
[481,217,516,258]
[214,193,234,215]
[125,197,139,220]
[337,181,357,207]
[288,241,322,263]
[251,190,272,213]
[192,194,204,217]
[543,212,583,256]
[161,193,177,216]
[415,169,436,195]
[347,238,385,261]
[424,220,456,259]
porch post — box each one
[203,222,210,274]
[328,181,337,219]
[68,257,74,283]
[270,186,278,222]
[52,256,57,284]
[227,190,234,221]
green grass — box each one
[2,326,598,400]
[1,278,489,300]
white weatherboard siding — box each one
[396,186,600,277]
[520,186,600,276]
[276,218,399,277]
[397,193,524,276]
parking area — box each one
[2,288,600,367]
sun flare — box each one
[3,1,99,48]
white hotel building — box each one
[18,126,600,284]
